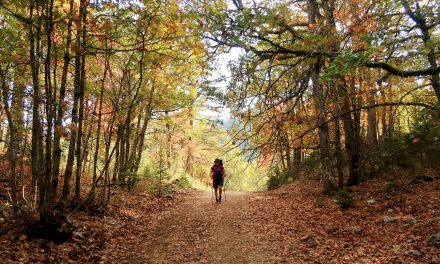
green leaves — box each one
[324,50,371,80]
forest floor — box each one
[1,171,440,263]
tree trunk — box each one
[366,89,378,147]
[29,0,46,220]
[89,49,108,202]
[74,4,87,200]
[11,68,25,157]
[0,68,18,214]
[51,0,75,200]
[284,133,292,178]
[339,81,361,186]
[334,118,344,188]
[118,123,126,183]
[308,0,336,194]
[134,83,155,172]
[293,147,301,179]
[60,0,85,204]
[379,89,387,139]
[43,0,55,211]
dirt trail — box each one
[126,190,273,264]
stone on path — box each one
[344,225,362,233]
[405,249,423,258]
[427,233,440,246]
[383,216,397,223]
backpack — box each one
[213,166,223,178]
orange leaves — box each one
[166,21,180,33]
[55,125,69,138]
[67,122,77,133]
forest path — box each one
[125,190,274,264]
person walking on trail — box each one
[211,158,225,204]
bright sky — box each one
[201,47,242,122]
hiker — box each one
[210,158,225,204]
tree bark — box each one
[293,147,301,179]
[28,0,46,220]
[0,68,18,214]
[308,0,337,194]
[339,81,361,186]
[51,0,75,199]
[60,0,85,204]
[89,49,108,202]
[74,2,88,200]
[43,0,55,211]
[366,89,378,147]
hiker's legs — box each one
[218,177,224,202]
[214,186,218,200]
[213,179,219,202]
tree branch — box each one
[366,62,440,77]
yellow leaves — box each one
[60,1,71,13]
[101,20,113,31]
[166,22,180,33]
[193,42,205,56]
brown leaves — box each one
[244,178,440,263]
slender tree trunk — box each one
[366,89,378,147]
[284,134,292,178]
[89,50,108,201]
[74,3,88,200]
[278,136,287,175]
[61,0,85,204]
[113,129,120,182]
[12,68,25,156]
[134,83,155,172]
[334,118,344,188]
[43,0,55,211]
[379,89,387,139]
[118,123,126,183]
[29,0,45,219]
[293,147,301,179]
[1,68,18,214]
[51,0,75,199]
[165,117,171,169]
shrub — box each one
[363,109,440,179]
[266,167,289,190]
[175,175,191,188]
[334,188,355,209]
[301,151,321,180]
